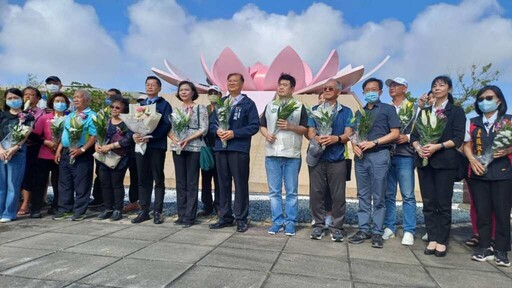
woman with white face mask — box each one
[0,88,34,222]
[463,85,511,267]
[30,92,70,217]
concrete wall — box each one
[125,92,422,200]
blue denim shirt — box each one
[308,102,354,163]
[61,107,97,148]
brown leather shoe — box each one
[122,202,140,214]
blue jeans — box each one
[384,155,416,234]
[0,148,26,220]
[265,157,301,226]
[355,149,390,235]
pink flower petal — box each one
[310,49,339,85]
[294,66,364,95]
[303,61,313,86]
[200,53,220,87]
[151,67,183,87]
[264,46,306,90]
[212,47,257,91]
[251,62,268,91]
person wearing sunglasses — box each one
[307,79,354,242]
[411,76,466,257]
[198,85,223,217]
[95,96,134,221]
[463,85,511,266]
[348,78,400,248]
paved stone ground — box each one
[0,214,511,288]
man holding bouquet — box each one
[53,89,97,221]
[132,76,172,224]
[307,79,354,242]
[348,78,400,248]
[259,74,308,236]
[382,77,417,246]
[208,73,259,232]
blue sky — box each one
[1,0,511,112]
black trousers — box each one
[173,151,200,224]
[135,148,166,213]
[468,178,511,251]
[418,165,457,245]
[98,162,129,211]
[216,151,250,223]
[91,165,103,204]
[201,162,220,212]
[128,149,139,203]
[58,151,94,216]
[22,144,40,192]
[309,161,347,233]
[31,158,59,212]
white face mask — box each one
[46,84,60,93]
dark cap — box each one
[45,76,61,84]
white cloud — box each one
[0,0,121,88]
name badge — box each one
[233,107,242,120]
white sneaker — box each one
[0,218,12,223]
[401,232,414,246]
[422,233,428,241]
[382,228,395,240]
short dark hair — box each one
[474,85,508,117]
[4,88,23,110]
[431,75,454,104]
[176,81,199,102]
[278,73,296,88]
[146,76,162,87]
[107,88,122,96]
[47,92,71,110]
[45,76,61,84]
[110,95,130,114]
[22,86,42,99]
[362,78,383,90]
[227,73,244,83]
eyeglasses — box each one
[110,105,122,110]
[323,86,336,92]
[208,92,220,96]
[477,96,495,102]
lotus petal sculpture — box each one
[152,46,389,113]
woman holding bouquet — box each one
[0,88,33,222]
[411,76,466,257]
[463,85,511,266]
[95,96,134,221]
[31,92,70,217]
[168,81,208,227]
[18,87,45,216]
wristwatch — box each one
[373,139,379,146]
[80,147,86,153]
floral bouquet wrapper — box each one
[119,104,162,155]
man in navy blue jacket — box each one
[208,73,259,232]
[132,76,173,224]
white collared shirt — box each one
[432,99,448,114]
[464,110,498,141]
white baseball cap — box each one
[385,77,408,88]
[207,85,222,94]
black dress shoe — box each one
[111,210,122,221]
[153,212,164,224]
[209,220,234,229]
[131,211,150,224]
[424,248,436,255]
[435,249,447,257]
[97,210,113,220]
[236,221,248,233]
[182,223,193,228]
[197,209,213,217]
[174,218,184,225]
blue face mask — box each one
[6,99,23,109]
[105,98,112,106]
[54,102,67,112]
[364,91,380,103]
[478,99,499,113]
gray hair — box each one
[326,78,343,90]
[75,89,91,100]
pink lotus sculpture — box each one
[152,46,389,113]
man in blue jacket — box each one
[209,73,259,232]
[131,76,173,224]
